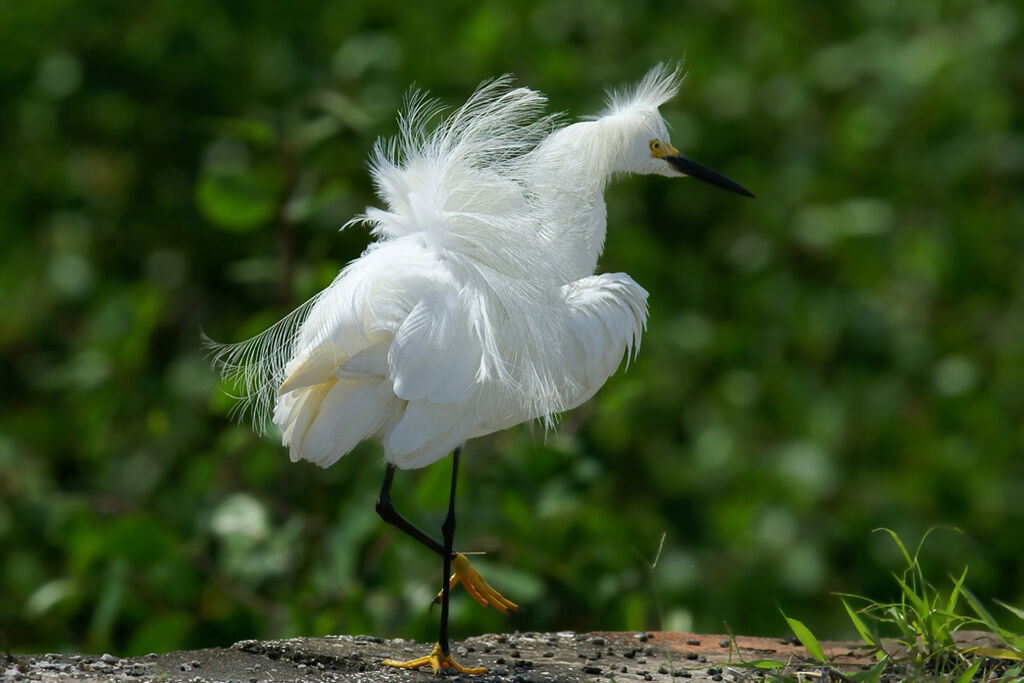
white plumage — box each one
[211,64,749,471]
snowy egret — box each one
[210,64,753,675]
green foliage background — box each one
[3,0,1023,656]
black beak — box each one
[666,155,755,198]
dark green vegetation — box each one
[3,0,1023,658]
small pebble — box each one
[620,666,627,673]
[643,646,654,656]
[712,676,723,682]
[586,651,601,660]
[592,637,605,646]
[191,660,201,668]
[493,667,508,676]
[542,651,553,658]
[582,665,602,674]
[698,655,707,663]
[686,638,700,646]
[658,665,669,674]
[457,646,468,656]
[101,654,118,664]
[719,639,730,648]
[637,657,646,664]
[510,649,520,658]
[623,648,637,659]
[643,675,653,682]
[496,657,506,664]
[180,663,191,672]
[686,652,697,660]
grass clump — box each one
[734,529,1024,681]
[837,528,1023,679]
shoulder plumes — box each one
[601,62,685,117]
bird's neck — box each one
[529,121,632,278]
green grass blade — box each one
[966,647,1023,661]
[731,659,785,670]
[781,611,827,663]
[875,528,914,568]
[948,566,968,615]
[954,659,981,683]
[843,598,879,650]
[995,599,1024,622]
[849,658,887,683]
[959,585,1024,652]
[892,572,931,622]
[961,583,998,627]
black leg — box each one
[438,446,461,656]
[375,462,453,559]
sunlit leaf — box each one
[196,166,279,232]
[782,611,827,663]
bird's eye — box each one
[650,140,660,151]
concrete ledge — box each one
[4,631,864,682]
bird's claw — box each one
[431,553,518,615]
[382,642,487,676]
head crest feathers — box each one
[602,62,685,117]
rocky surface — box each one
[2,631,867,682]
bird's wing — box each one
[256,239,493,468]
[560,272,649,409]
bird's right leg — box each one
[374,462,518,614]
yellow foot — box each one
[382,642,487,676]
[432,553,518,615]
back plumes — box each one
[356,79,559,248]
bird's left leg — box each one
[375,453,518,615]
[382,448,487,675]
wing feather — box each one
[297,379,393,468]
[562,273,649,404]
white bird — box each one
[210,64,752,675]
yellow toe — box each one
[433,553,518,615]
[382,642,487,676]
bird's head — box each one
[600,64,754,198]
[646,136,754,197]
